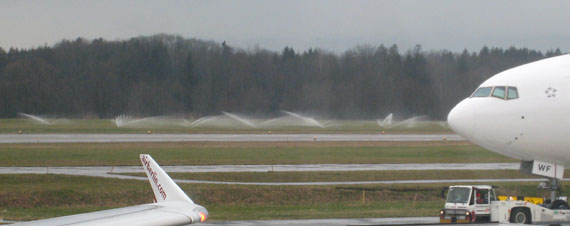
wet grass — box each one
[1,174,566,221]
[0,141,515,166]
[0,118,451,134]
[0,133,524,222]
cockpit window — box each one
[471,86,518,100]
[472,87,492,97]
[507,87,519,100]
[491,86,506,99]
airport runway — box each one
[0,133,462,143]
[200,217,441,225]
[199,217,563,226]
[5,167,554,186]
[144,176,561,186]
[0,163,519,174]
[3,217,511,225]
[2,163,562,186]
[199,217,562,226]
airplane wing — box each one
[13,154,208,226]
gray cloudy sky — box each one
[1,0,569,53]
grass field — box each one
[0,118,451,134]
[1,174,563,221]
[0,141,515,166]
[0,136,535,222]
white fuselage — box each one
[448,54,570,167]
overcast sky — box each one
[1,0,569,53]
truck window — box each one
[447,187,471,204]
[476,189,489,204]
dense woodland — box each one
[0,34,563,119]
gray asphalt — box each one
[0,163,519,174]
[4,217,516,225]
[200,217,440,225]
[0,133,462,143]
[198,217,534,225]
[165,177,562,186]
[2,163,563,186]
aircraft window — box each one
[472,87,492,97]
[491,86,506,99]
[507,87,519,100]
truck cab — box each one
[440,185,497,223]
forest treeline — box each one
[0,34,563,119]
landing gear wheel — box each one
[510,208,531,224]
[551,200,570,210]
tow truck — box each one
[440,160,570,224]
[440,184,570,224]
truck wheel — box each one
[551,200,570,210]
[510,208,531,224]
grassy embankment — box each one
[0,118,451,134]
[1,174,563,221]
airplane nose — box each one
[447,99,475,138]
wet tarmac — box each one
[5,217,530,225]
[0,163,519,174]
[1,163,563,186]
[0,133,462,143]
[200,217,440,225]
[199,216,544,225]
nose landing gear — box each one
[539,178,569,210]
[520,160,568,209]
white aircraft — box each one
[13,154,208,225]
[447,54,570,207]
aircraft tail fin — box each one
[140,154,194,204]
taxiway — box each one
[0,133,462,143]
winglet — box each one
[140,154,193,204]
